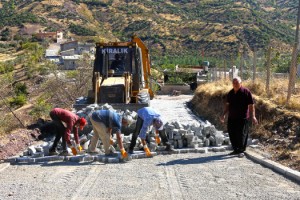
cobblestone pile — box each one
[5,103,259,164]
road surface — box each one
[0,95,299,200]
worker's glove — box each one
[70,144,82,155]
[70,146,77,155]
[155,135,161,145]
[110,138,114,145]
[77,144,83,152]
[143,145,152,157]
[120,148,128,159]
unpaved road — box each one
[0,95,299,200]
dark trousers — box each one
[49,112,67,152]
[227,118,249,153]
[129,116,169,151]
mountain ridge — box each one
[0,0,297,58]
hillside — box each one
[0,0,297,59]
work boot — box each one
[48,150,58,156]
[165,143,174,151]
[49,147,58,156]
[128,149,134,154]
[59,151,72,156]
[228,151,238,156]
[238,152,245,158]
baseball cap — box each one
[153,118,163,131]
[79,117,87,130]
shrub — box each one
[29,97,52,119]
[69,24,97,36]
[14,82,28,96]
[9,94,27,107]
[0,61,14,74]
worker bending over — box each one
[88,110,133,159]
[128,107,173,156]
[49,108,87,156]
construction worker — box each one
[128,107,173,156]
[87,110,133,159]
[49,108,87,156]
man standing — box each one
[128,107,172,156]
[88,110,133,159]
[49,108,87,156]
[220,77,258,158]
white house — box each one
[61,55,82,70]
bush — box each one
[14,82,28,96]
[65,70,78,78]
[29,97,51,119]
[0,61,14,74]
[9,94,27,107]
[69,24,97,36]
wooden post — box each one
[253,49,257,83]
[223,59,227,80]
[266,46,272,96]
[287,0,300,103]
[240,53,244,80]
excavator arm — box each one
[131,35,154,99]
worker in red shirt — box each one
[49,108,87,156]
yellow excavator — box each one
[88,35,154,110]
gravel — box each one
[0,153,299,200]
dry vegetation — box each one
[191,78,300,171]
[0,56,93,136]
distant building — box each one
[60,40,78,52]
[45,39,95,69]
[77,43,95,55]
[60,49,75,56]
[35,30,63,43]
[45,43,61,64]
[61,55,82,70]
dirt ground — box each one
[0,129,40,161]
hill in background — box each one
[0,0,297,59]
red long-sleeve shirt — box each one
[51,108,80,145]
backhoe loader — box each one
[87,35,154,111]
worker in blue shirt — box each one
[88,110,133,159]
[128,107,173,156]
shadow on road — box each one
[157,154,234,166]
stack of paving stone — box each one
[73,103,231,150]
[164,120,230,149]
